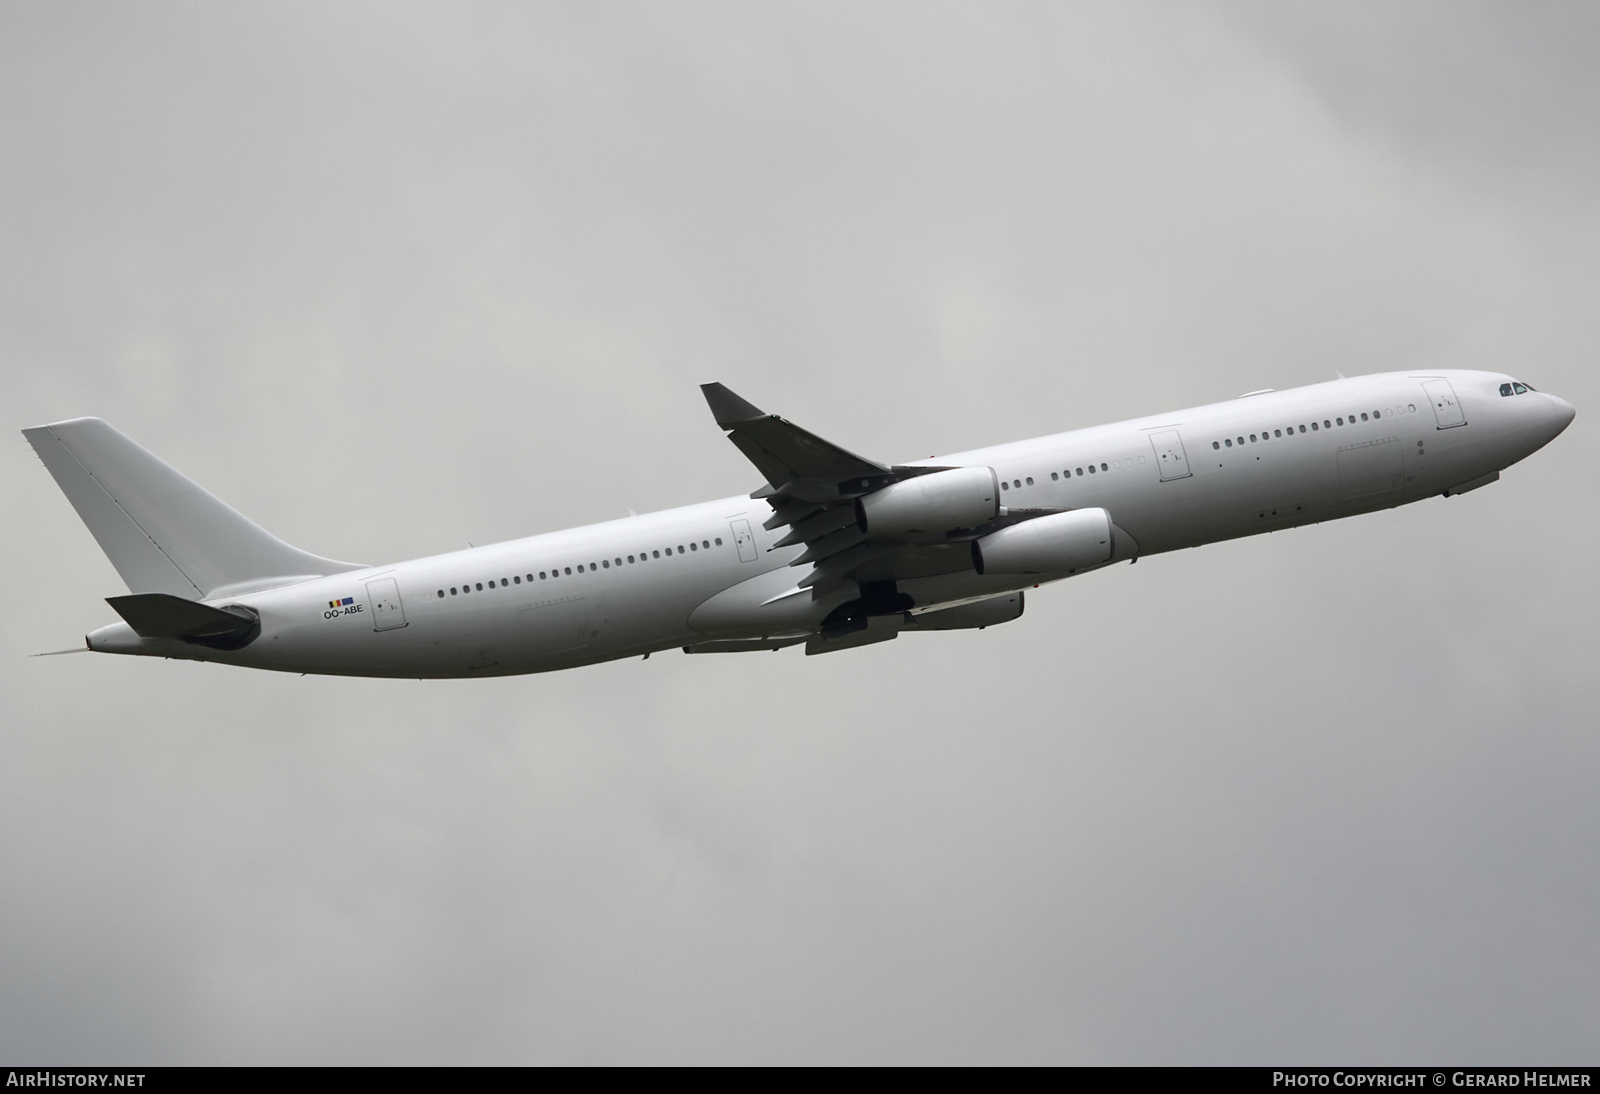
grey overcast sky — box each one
[2,1,1597,1064]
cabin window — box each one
[1337,417,1343,425]
[689,543,697,551]
[1249,434,1256,443]
[627,555,635,563]
[448,587,456,596]
[1311,422,1318,431]
[1100,463,1108,471]
[1360,413,1368,421]
[1001,481,1009,490]
[1323,421,1330,429]
[652,550,660,559]
[1225,439,1232,447]
[1298,425,1306,433]
[1052,471,1060,480]
[602,560,610,568]
[1025,477,1034,486]
[564,567,571,575]
[715,537,723,546]
[1274,429,1281,437]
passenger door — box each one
[730,519,759,562]
[1148,430,1192,481]
[1422,380,1467,429]
[365,577,408,631]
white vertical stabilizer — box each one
[24,417,363,598]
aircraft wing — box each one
[700,383,891,492]
[701,383,1023,600]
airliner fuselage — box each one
[28,370,1573,678]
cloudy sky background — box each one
[2,0,1597,1063]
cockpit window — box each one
[1500,383,1514,396]
[1513,382,1529,394]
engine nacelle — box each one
[971,508,1113,575]
[857,466,999,539]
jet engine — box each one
[857,466,999,538]
[971,508,1113,575]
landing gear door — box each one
[366,577,408,631]
[730,519,759,562]
[1422,379,1467,429]
[1149,429,1192,481]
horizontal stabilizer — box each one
[107,593,258,642]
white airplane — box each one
[25,370,1573,677]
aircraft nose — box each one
[1547,394,1577,434]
